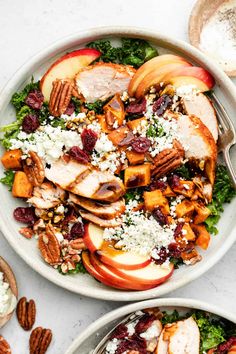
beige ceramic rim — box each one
[65,297,236,353]
[0,27,236,301]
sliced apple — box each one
[128,54,191,97]
[163,66,215,92]
[83,223,104,253]
[97,242,151,270]
[110,261,174,286]
[40,48,101,101]
[135,62,192,98]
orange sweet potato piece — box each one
[126,150,145,165]
[173,180,195,198]
[175,200,195,218]
[104,94,125,128]
[1,149,22,170]
[124,164,151,188]
[182,223,196,241]
[12,171,33,198]
[193,201,211,224]
[162,184,176,197]
[181,248,200,262]
[97,114,111,133]
[127,117,147,131]
[144,189,170,213]
[108,126,130,146]
[191,224,211,250]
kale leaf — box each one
[0,170,15,190]
[205,165,236,234]
[161,310,184,325]
[146,121,165,138]
[124,188,143,203]
[85,100,105,114]
[71,97,82,114]
[175,164,191,180]
[87,38,158,68]
[11,79,39,112]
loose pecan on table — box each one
[151,140,184,178]
[16,297,36,331]
[38,224,61,265]
[49,79,78,117]
[0,336,11,354]
[23,151,45,186]
[29,327,52,354]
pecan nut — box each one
[16,297,36,330]
[19,227,34,239]
[151,140,184,178]
[49,79,74,116]
[29,327,52,354]
[0,336,11,353]
[38,224,61,265]
[24,151,45,186]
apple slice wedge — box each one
[97,243,151,270]
[83,223,104,253]
[40,48,101,101]
[128,54,191,97]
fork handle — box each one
[223,145,236,189]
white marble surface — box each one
[0,0,236,353]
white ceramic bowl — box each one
[1,27,236,301]
[65,297,236,353]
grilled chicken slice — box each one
[45,158,125,202]
[79,209,122,228]
[75,62,135,103]
[27,182,66,209]
[182,93,218,142]
[176,114,217,184]
[156,317,200,354]
[69,193,125,219]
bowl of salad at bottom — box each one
[65,298,236,354]
[0,27,236,301]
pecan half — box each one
[151,140,184,178]
[0,336,11,354]
[29,327,52,354]
[38,224,61,265]
[24,151,45,186]
[16,297,36,331]
[49,79,74,116]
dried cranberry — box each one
[149,179,167,192]
[22,114,40,133]
[25,89,44,110]
[153,247,168,265]
[152,207,169,226]
[174,222,184,239]
[81,129,98,153]
[110,324,128,340]
[153,94,172,116]
[118,131,134,146]
[135,313,156,334]
[168,174,180,189]
[64,102,75,115]
[126,97,146,114]
[13,207,37,225]
[70,222,84,239]
[168,243,181,258]
[131,137,151,153]
[116,336,146,354]
[69,146,90,164]
[217,337,236,353]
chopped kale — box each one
[0,170,15,190]
[50,118,66,129]
[124,188,143,203]
[170,257,184,269]
[175,164,191,180]
[161,310,184,325]
[58,262,87,275]
[11,79,40,112]
[146,121,164,138]
[71,97,82,114]
[85,100,105,114]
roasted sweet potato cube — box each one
[124,164,151,188]
[12,171,33,198]
[182,223,196,241]
[193,201,211,224]
[126,150,145,165]
[1,149,22,170]
[97,114,111,133]
[175,200,195,218]
[192,224,211,250]
[108,126,130,146]
[127,117,147,131]
[162,184,176,197]
[144,189,170,213]
[104,94,125,127]
[173,180,195,198]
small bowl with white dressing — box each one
[0,256,18,328]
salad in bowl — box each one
[0,37,235,291]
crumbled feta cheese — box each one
[106,338,120,354]
[176,85,199,100]
[0,272,17,316]
[140,321,160,340]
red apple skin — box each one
[83,223,104,253]
[163,66,215,90]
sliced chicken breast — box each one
[75,62,135,103]
[45,158,125,202]
[69,193,125,219]
[79,209,122,227]
[182,93,218,142]
[156,329,168,354]
[27,182,66,209]
[176,114,217,184]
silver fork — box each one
[93,312,144,354]
[211,92,236,189]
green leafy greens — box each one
[205,165,236,234]
[146,120,165,138]
[0,170,15,190]
[161,310,185,325]
[87,38,158,68]
[85,100,105,114]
